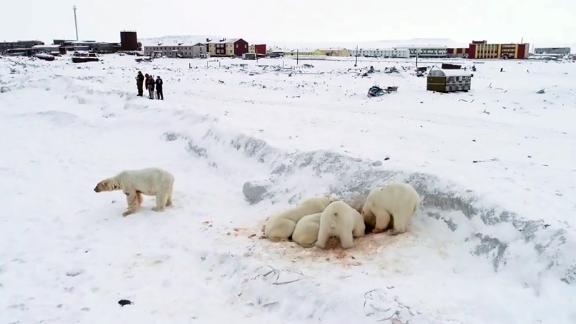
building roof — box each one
[205,38,245,44]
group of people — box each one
[136,71,164,100]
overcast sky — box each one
[2,0,576,47]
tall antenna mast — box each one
[73,5,79,41]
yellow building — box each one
[206,38,249,57]
[315,48,351,57]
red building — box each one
[252,44,267,57]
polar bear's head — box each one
[94,178,120,192]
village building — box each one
[467,40,529,59]
[313,48,351,57]
[447,48,468,58]
[407,47,448,58]
[351,48,409,58]
[206,38,249,57]
[534,47,570,56]
[249,44,267,57]
[144,43,207,58]
[0,40,44,54]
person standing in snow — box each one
[155,76,164,100]
[146,74,155,99]
[136,71,144,96]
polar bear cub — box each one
[362,183,420,235]
[292,213,321,247]
[264,197,332,241]
[94,168,174,216]
[315,201,365,249]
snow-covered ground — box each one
[1,54,575,323]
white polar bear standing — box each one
[315,201,365,249]
[94,168,174,216]
[292,213,321,248]
[264,197,332,241]
[362,183,420,235]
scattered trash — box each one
[135,57,152,63]
[416,67,427,77]
[36,53,55,61]
[118,299,132,307]
[65,270,84,277]
[384,66,399,74]
[472,158,498,164]
[537,89,546,94]
[367,86,398,97]
[368,86,385,97]
[441,63,461,70]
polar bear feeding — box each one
[94,168,174,216]
[362,183,420,235]
[292,213,321,247]
[315,201,365,249]
[264,197,333,241]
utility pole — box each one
[296,49,299,66]
[73,5,79,41]
[354,45,358,67]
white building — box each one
[407,47,448,58]
[144,43,207,58]
[350,48,410,58]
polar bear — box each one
[362,183,420,235]
[94,168,174,216]
[264,197,332,241]
[292,213,321,247]
[315,201,365,249]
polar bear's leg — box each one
[315,225,329,249]
[152,192,169,212]
[339,230,354,249]
[123,191,140,216]
[136,191,143,206]
[390,211,412,235]
[362,206,376,227]
[353,217,366,237]
[165,183,173,207]
[373,210,392,233]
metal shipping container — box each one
[427,70,471,93]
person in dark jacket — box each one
[144,73,150,95]
[136,71,144,96]
[155,76,164,100]
[146,74,155,99]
